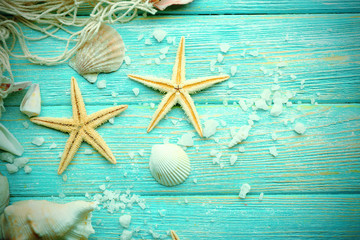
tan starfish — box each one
[31,77,128,175]
[170,230,180,240]
[128,36,229,137]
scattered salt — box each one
[59,192,66,198]
[62,174,68,182]
[228,81,235,89]
[166,36,175,44]
[269,146,278,157]
[0,152,15,163]
[270,103,283,116]
[97,80,106,89]
[193,179,198,184]
[223,100,228,106]
[119,214,131,228]
[271,132,277,140]
[160,46,169,54]
[286,101,293,107]
[49,142,57,149]
[261,89,272,101]
[120,230,133,240]
[239,183,251,199]
[184,198,189,204]
[177,132,194,147]
[158,209,166,217]
[24,165,32,174]
[230,154,238,166]
[249,113,260,121]
[124,56,131,65]
[217,53,224,63]
[111,91,118,98]
[294,122,306,134]
[239,99,248,111]
[6,164,18,174]
[277,62,287,68]
[249,50,259,57]
[248,119,254,126]
[153,29,167,42]
[99,184,106,191]
[96,219,102,226]
[239,146,245,153]
[154,58,160,65]
[220,120,227,127]
[159,54,166,60]
[84,149,92,155]
[108,118,115,124]
[128,152,135,159]
[13,157,29,168]
[203,119,219,138]
[106,176,110,181]
[271,85,280,91]
[144,39,152,45]
[230,66,237,76]
[32,136,44,146]
[290,74,297,80]
[132,88,140,96]
[150,103,155,109]
[259,192,264,201]
[219,43,231,53]
[210,149,218,157]
[254,99,269,110]
[137,34,144,41]
[22,121,29,129]
[138,149,145,157]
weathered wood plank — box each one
[8,194,360,239]
[5,14,360,108]
[78,0,360,15]
[1,103,359,196]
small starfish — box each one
[170,230,180,240]
[128,36,229,137]
[31,77,128,174]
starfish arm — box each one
[30,117,75,133]
[82,127,116,164]
[58,130,83,174]
[128,74,174,92]
[178,91,203,137]
[71,77,87,122]
[172,36,185,85]
[87,105,128,128]
[147,91,178,133]
[182,75,230,94]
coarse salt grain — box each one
[49,142,57,149]
[219,43,231,53]
[128,152,135,159]
[230,154,237,166]
[132,88,140,96]
[239,146,245,153]
[97,80,106,89]
[270,103,283,116]
[24,165,32,174]
[228,81,235,89]
[108,118,115,124]
[254,99,269,110]
[271,132,277,140]
[160,46,169,54]
[203,119,219,138]
[120,230,133,240]
[0,152,15,163]
[137,34,144,41]
[217,53,224,63]
[239,99,248,111]
[22,121,29,128]
[119,214,131,228]
[259,192,264,201]
[269,146,278,157]
[144,39,152,45]
[153,29,167,42]
[84,149,92,155]
[230,66,237,76]
[154,58,160,65]
[239,183,251,199]
[294,122,306,134]
[62,174,68,182]
[124,56,131,65]
[32,136,44,146]
[13,157,29,168]
[177,132,195,147]
[6,164,18,174]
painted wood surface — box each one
[1,3,360,240]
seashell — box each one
[0,123,24,156]
[11,81,32,93]
[149,144,191,187]
[0,200,95,240]
[0,172,9,215]
[20,83,41,117]
[228,125,251,148]
[151,0,194,10]
[69,23,125,83]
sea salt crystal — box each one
[160,46,169,54]
[159,54,166,60]
[254,99,269,110]
[111,91,118,98]
[128,151,135,159]
[99,184,106,191]
[137,34,144,41]
[167,36,175,44]
[193,179,198,184]
[150,103,155,109]
[154,58,160,65]
[220,43,231,53]
[239,99,248,111]
[32,136,44,146]
[177,132,194,147]
[213,137,220,143]
[119,214,131,228]
[153,29,167,42]
[62,174,68,182]
[249,50,259,57]
[223,100,228,106]
[230,154,238,166]
[239,146,245,153]
[271,85,280,91]
[158,209,166,217]
[230,66,237,77]
[13,157,29,168]
[107,117,115,125]
[132,88,140,96]
[220,120,227,127]
[217,53,224,63]
[105,176,110,181]
[184,198,189,204]
[249,113,260,121]
[203,119,219,138]
[290,74,297,80]
[270,103,283,116]
[239,183,251,199]
[22,121,29,129]
[277,62,287,68]
[49,142,57,149]
[59,192,66,198]
[138,149,145,157]
[269,146,278,157]
[120,230,133,240]
[271,132,277,140]
[248,119,254,126]
[210,149,218,157]
[97,80,106,89]
[259,192,264,201]
[294,122,306,134]
[145,39,152,45]
[261,89,272,101]
[96,219,102,226]
[6,164,18,174]
[140,52,145,57]
[58,152,62,158]
[124,56,131,65]
[226,81,235,89]
[230,127,237,138]
[24,165,32,174]
[286,101,292,107]
[0,152,15,163]
[84,149,92,155]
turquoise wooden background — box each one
[1,0,360,239]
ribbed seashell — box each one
[0,172,9,215]
[69,23,125,83]
[0,200,95,240]
[149,144,191,187]
[228,125,251,148]
[0,123,24,156]
[20,83,41,117]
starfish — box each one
[171,230,180,240]
[31,77,128,175]
[128,36,229,137]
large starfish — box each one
[128,36,229,137]
[31,77,128,174]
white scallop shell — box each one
[149,144,191,187]
[0,200,95,240]
[0,123,24,156]
[69,23,125,83]
[20,83,41,117]
[0,172,9,215]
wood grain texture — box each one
[6,14,360,108]
[1,103,359,196]
[9,195,360,239]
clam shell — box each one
[20,83,41,117]
[0,200,95,240]
[0,123,24,156]
[0,172,9,215]
[69,23,125,83]
[149,144,191,187]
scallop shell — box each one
[0,200,95,240]
[149,144,191,187]
[0,123,24,156]
[0,172,9,215]
[20,83,41,117]
[69,23,125,83]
